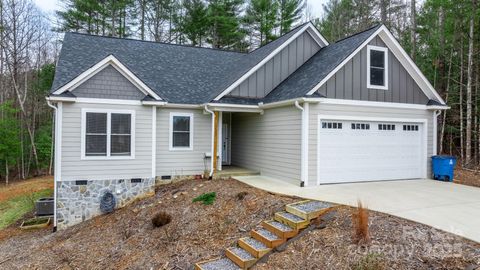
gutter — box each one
[46,100,58,232]
[204,105,215,178]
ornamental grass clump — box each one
[353,200,370,244]
[192,192,216,205]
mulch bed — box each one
[0,178,478,270]
[455,168,480,188]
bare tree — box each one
[465,0,476,166]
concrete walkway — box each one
[234,176,480,243]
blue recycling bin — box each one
[431,155,457,182]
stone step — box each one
[286,200,333,220]
[250,228,285,248]
[274,211,310,230]
[225,247,257,269]
[238,237,271,258]
[262,220,298,239]
[195,257,240,270]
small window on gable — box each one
[170,113,193,150]
[367,45,388,90]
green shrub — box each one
[192,192,216,205]
[353,253,386,270]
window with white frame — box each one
[170,113,193,150]
[367,45,388,90]
[82,109,134,159]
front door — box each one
[222,123,230,165]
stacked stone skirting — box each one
[56,178,155,229]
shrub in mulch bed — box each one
[235,191,248,200]
[152,212,172,228]
[192,192,216,205]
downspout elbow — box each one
[294,100,304,111]
[204,105,215,178]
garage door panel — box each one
[318,119,424,184]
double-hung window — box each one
[170,113,193,150]
[367,45,388,90]
[82,109,135,159]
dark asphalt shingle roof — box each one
[52,23,308,104]
[262,25,381,103]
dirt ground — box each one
[0,176,53,203]
[0,178,478,270]
[455,168,480,188]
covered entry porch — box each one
[209,104,303,186]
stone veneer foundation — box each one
[56,178,155,229]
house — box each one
[47,22,447,229]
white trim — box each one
[316,114,428,185]
[306,26,445,105]
[213,23,325,101]
[52,55,162,100]
[57,102,63,181]
[217,112,223,171]
[206,103,259,109]
[313,98,430,110]
[151,106,157,178]
[76,98,143,105]
[366,45,389,90]
[169,112,194,151]
[433,110,441,156]
[305,25,329,47]
[80,108,136,160]
[46,96,76,102]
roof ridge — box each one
[65,32,248,54]
[333,24,382,44]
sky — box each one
[34,0,327,20]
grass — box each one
[0,189,53,229]
[353,200,370,244]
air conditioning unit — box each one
[35,197,54,216]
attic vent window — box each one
[367,45,388,90]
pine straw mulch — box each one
[0,178,478,270]
[455,168,480,188]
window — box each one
[170,113,193,150]
[322,122,343,129]
[403,124,419,131]
[378,124,395,131]
[351,123,370,130]
[82,109,135,159]
[367,45,388,90]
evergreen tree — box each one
[206,0,246,50]
[0,101,21,184]
[245,0,278,46]
[277,0,304,35]
[179,0,208,46]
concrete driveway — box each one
[234,176,480,243]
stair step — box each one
[262,220,298,239]
[225,247,257,269]
[274,211,309,230]
[285,200,333,220]
[238,237,271,258]
[250,228,285,248]
[195,257,241,270]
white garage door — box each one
[318,118,425,184]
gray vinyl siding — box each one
[307,103,434,186]
[61,102,153,181]
[156,108,212,177]
[231,106,301,184]
[317,36,429,105]
[73,65,145,100]
[228,32,321,98]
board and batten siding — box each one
[73,65,145,100]
[228,31,321,98]
[308,103,434,186]
[156,108,212,177]
[231,106,301,184]
[61,102,153,181]
[317,36,429,105]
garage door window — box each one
[322,122,342,129]
[351,123,370,130]
[378,124,395,131]
[403,124,419,131]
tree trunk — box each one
[410,0,416,60]
[439,46,454,154]
[465,0,475,166]
[380,0,388,25]
[438,5,446,96]
[460,38,464,165]
[5,160,8,185]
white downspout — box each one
[433,110,442,156]
[204,105,215,178]
[46,100,58,231]
[295,101,308,187]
